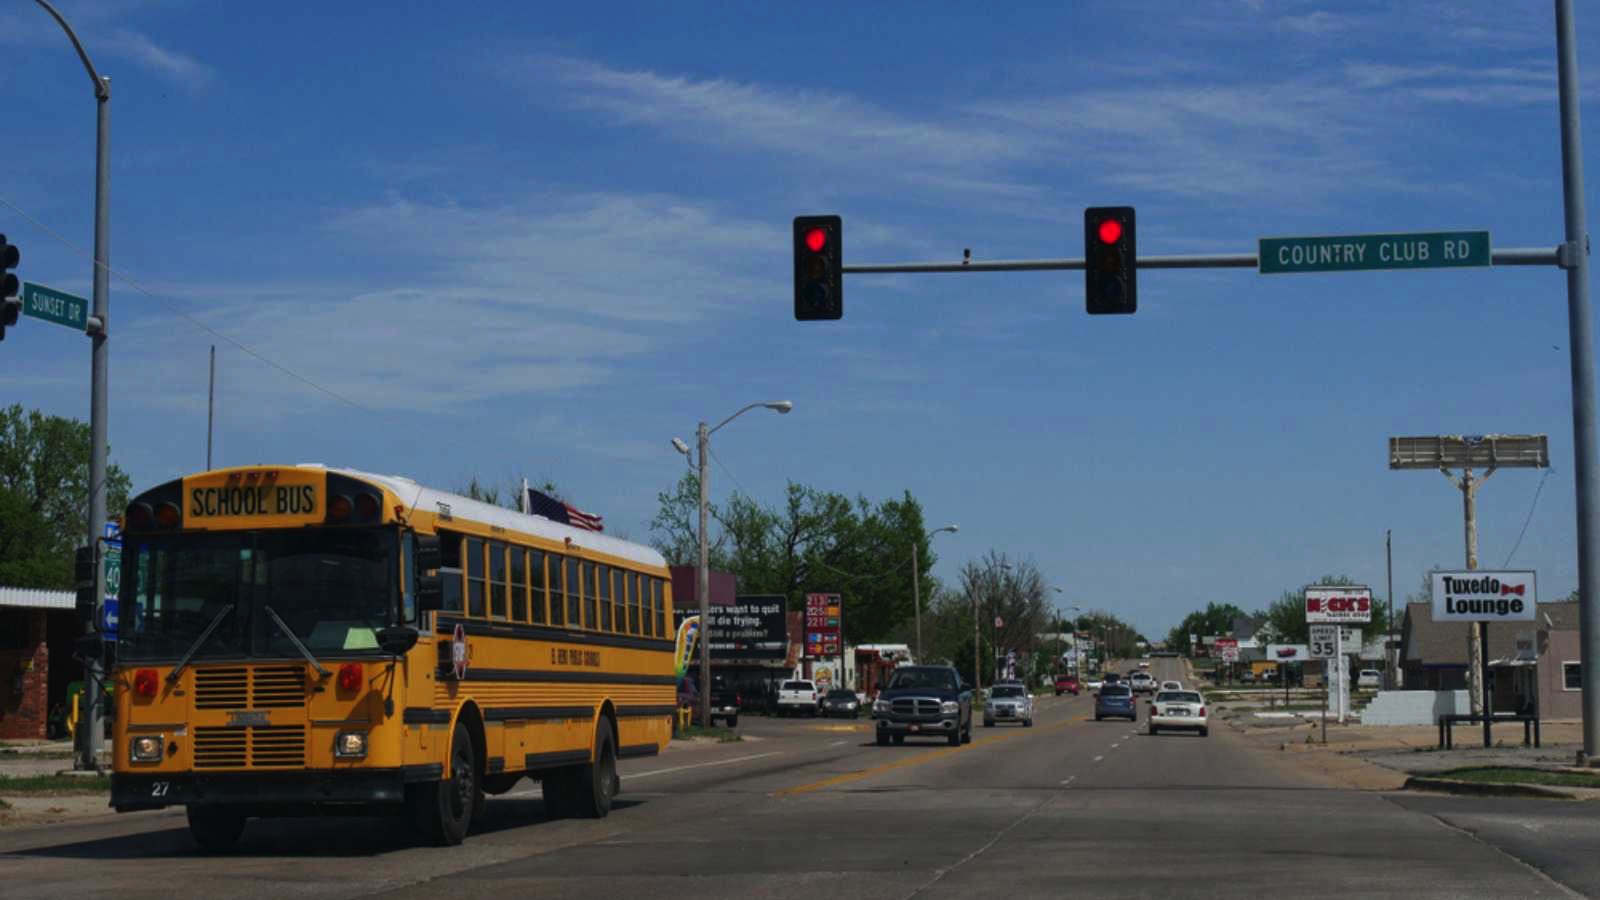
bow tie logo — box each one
[1501,584,1525,596]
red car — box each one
[1054,675,1081,696]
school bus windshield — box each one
[117,528,398,662]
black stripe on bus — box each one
[483,706,593,723]
[618,743,660,760]
[402,763,443,783]
[525,750,590,771]
[617,705,676,718]
[436,617,674,653]
[451,668,677,686]
[403,707,452,725]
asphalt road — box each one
[2,657,1593,898]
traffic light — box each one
[793,215,842,320]
[0,234,18,341]
[1084,207,1135,315]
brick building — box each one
[0,587,76,741]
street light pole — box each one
[675,401,793,729]
[35,0,111,775]
[912,525,958,663]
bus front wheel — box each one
[187,806,246,852]
[414,724,479,846]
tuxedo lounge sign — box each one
[1431,571,1537,621]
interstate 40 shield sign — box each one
[1431,571,1537,621]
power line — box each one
[1503,467,1554,567]
[0,195,374,413]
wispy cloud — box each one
[103,29,213,88]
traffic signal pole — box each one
[33,0,112,774]
[1554,0,1600,767]
[841,248,1557,275]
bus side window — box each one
[598,564,613,632]
[547,554,565,626]
[612,570,626,635]
[488,541,507,620]
[625,571,637,635]
[634,573,647,636]
[466,537,485,618]
[565,557,580,627]
[439,532,464,613]
[510,547,527,622]
[581,561,597,631]
[401,534,417,622]
[652,578,664,637]
[529,549,547,624]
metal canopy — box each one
[1388,435,1550,470]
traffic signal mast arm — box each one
[838,246,1559,274]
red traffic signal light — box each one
[794,215,842,321]
[1084,207,1136,315]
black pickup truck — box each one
[870,665,973,746]
[709,685,741,727]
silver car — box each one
[983,683,1033,727]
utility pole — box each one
[696,420,710,729]
[1449,467,1491,716]
[206,345,215,469]
[1387,529,1397,690]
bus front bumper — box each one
[112,768,416,813]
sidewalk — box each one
[1221,713,1599,798]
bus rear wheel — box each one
[571,722,618,819]
[413,724,479,846]
[187,806,246,852]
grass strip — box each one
[1435,767,1600,789]
[0,774,112,794]
[676,725,742,743]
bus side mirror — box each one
[414,534,443,612]
[377,625,420,656]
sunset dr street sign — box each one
[1259,231,1490,274]
[21,282,89,330]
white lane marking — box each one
[627,751,784,780]
[828,740,848,746]
[1060,775,1077,786]
[1093,755,1104,763]
[1111,743,1121,749]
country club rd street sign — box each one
[1259,230,1491,274]
[21,282,89,330]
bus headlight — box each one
[334,731,368,759]
[130,735,164,763]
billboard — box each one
[1305,586,1373,624]
[672,595,788,659]
[1431,571,1537,622]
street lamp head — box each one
[764,401,795,414]
[671,437,690,455]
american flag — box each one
[525,487,604,532]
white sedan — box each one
[1149,690,1208,737]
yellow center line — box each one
[776,714,1080,796]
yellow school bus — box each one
[108,465,675,850]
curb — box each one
[1402,775,1585,800]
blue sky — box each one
[4,0,1598,637]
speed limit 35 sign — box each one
[1309,624,1338,659]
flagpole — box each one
[520,477,529,514]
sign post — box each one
[1310,625,1338,743]
[1432,571,1538,747]
[1306,586,1373,730]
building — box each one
[1399,600,1582,719]
[0,586,78,741]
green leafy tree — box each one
[1166,602,1249,655]
[0,405,131,588]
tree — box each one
[0,405,131,589]
[1166,602,1248,655]
[649,476,935,645]
[458,475,563,511]
[955,552,1052,684]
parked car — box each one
[776,680,820,717]
[820,688,862,718]
[1149,689,1208,736]
[1095,684,1138,721]
[871,665,973,746]
[984,683,1034,727]
[1357,669,1383,689]
[1054,674,1081,696]
[1129,672,1156,694]
[709,684,741,727]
